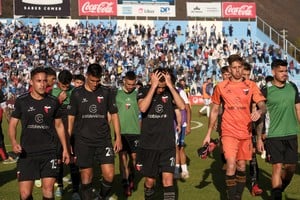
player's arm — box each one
[68,115,75,137]
[295,103,300,123]
[55,118,70,164]
[203,103,220,146]
[111,113,122,153]
[8,117,22,154]
[164,73,185,110]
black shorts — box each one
[120,134,140,154]
[137,148,175,178]
[17,154,59,181]
[75,140,115,168]
[265,135,298,164]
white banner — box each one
[118,4,175,17]
[186,2,221,17]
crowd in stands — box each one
[0,20,297,103]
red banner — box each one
[222,2,256,19]
[78,0,117,16]
[189,96,204,106]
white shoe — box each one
[63,176,72,184]
[181,171,190,179]
[34,179,42,188]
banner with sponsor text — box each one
[186,2,221,17]
[14,0,70,16]
[78,0,117,16]
[222,2,256,19]
[117,4,175,17]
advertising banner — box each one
[189,96,204,106]
[186,2,221,17]
[118,4,175,17]
[222,2,256,19]
[14,0,70,16]
[78,0,117,16]
[118,0,174,5]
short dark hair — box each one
[221,66,229,74]
[31,67,46,79]
[153,67,167,82]
[271,59,288,69]
[58,70,73,85]
[44,67,56,77]
[243,62,252,71]
[73,74,85,82]
[227,54,243,66]
[125,71,136,80]
[87,63,102,78]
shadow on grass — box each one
[194,146,275,200]
[0,165,16,187]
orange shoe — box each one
[251,184,263,196]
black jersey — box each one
[11,92,61,156]
[137,86,176,150]
[68,85,118,146]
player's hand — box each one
[58,91,67,104]
[202,135,211,147]
[114,138,122,153]
[185,124,191,135]
[62,150,70,165]
[150,71,163,88]
[256,138,265,153]
[163,72,173,88]
[12,143,22,154]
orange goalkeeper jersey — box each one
[212,79,265,139]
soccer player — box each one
[68,63,122,200]
[116,71,140,196]
[8,67,70,200]
[242,62,263,196]
[258,59,300,200]
[203,54,266,200]
[137,67,185,200]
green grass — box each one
[1,105,300,199]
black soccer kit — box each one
[11,93,62,180]
[68,85,118,167]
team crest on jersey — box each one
[125,103,131,109]
[243,88,249,95]
[97,96,104,103]
[44,106,51,113]
[162,95,168,103]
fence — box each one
[257,16,300,63]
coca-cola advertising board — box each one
[222,2,256,19]
[14,0,70,16]
[79,0,117,16]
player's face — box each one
[58,82,70,91]
[242,70,251,80]
[86,74,100,91]
[73,79,84,88]
[272,65,288,83]
[30,72,47,96]
[47,75,56,87]
[229,61,243,81]
[222,72,231,80]
[156,82,166,94]
[123,78,136,93]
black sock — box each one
[163,186,175,200]
[99,179,113,198]
[281,178,291,192]
[42,197,54,200]
[70,163,80,193]
[235,170,246,199]
[221,153,226,164]
[271,188,282,200]
[21,195,33,200]
[81,183,94,200]
[144,185,155,200]
[250,153,259,186]
[225,175,236,200]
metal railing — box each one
[257,16,300,63]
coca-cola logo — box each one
[81,2,113,13]
[224,5,253,16]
